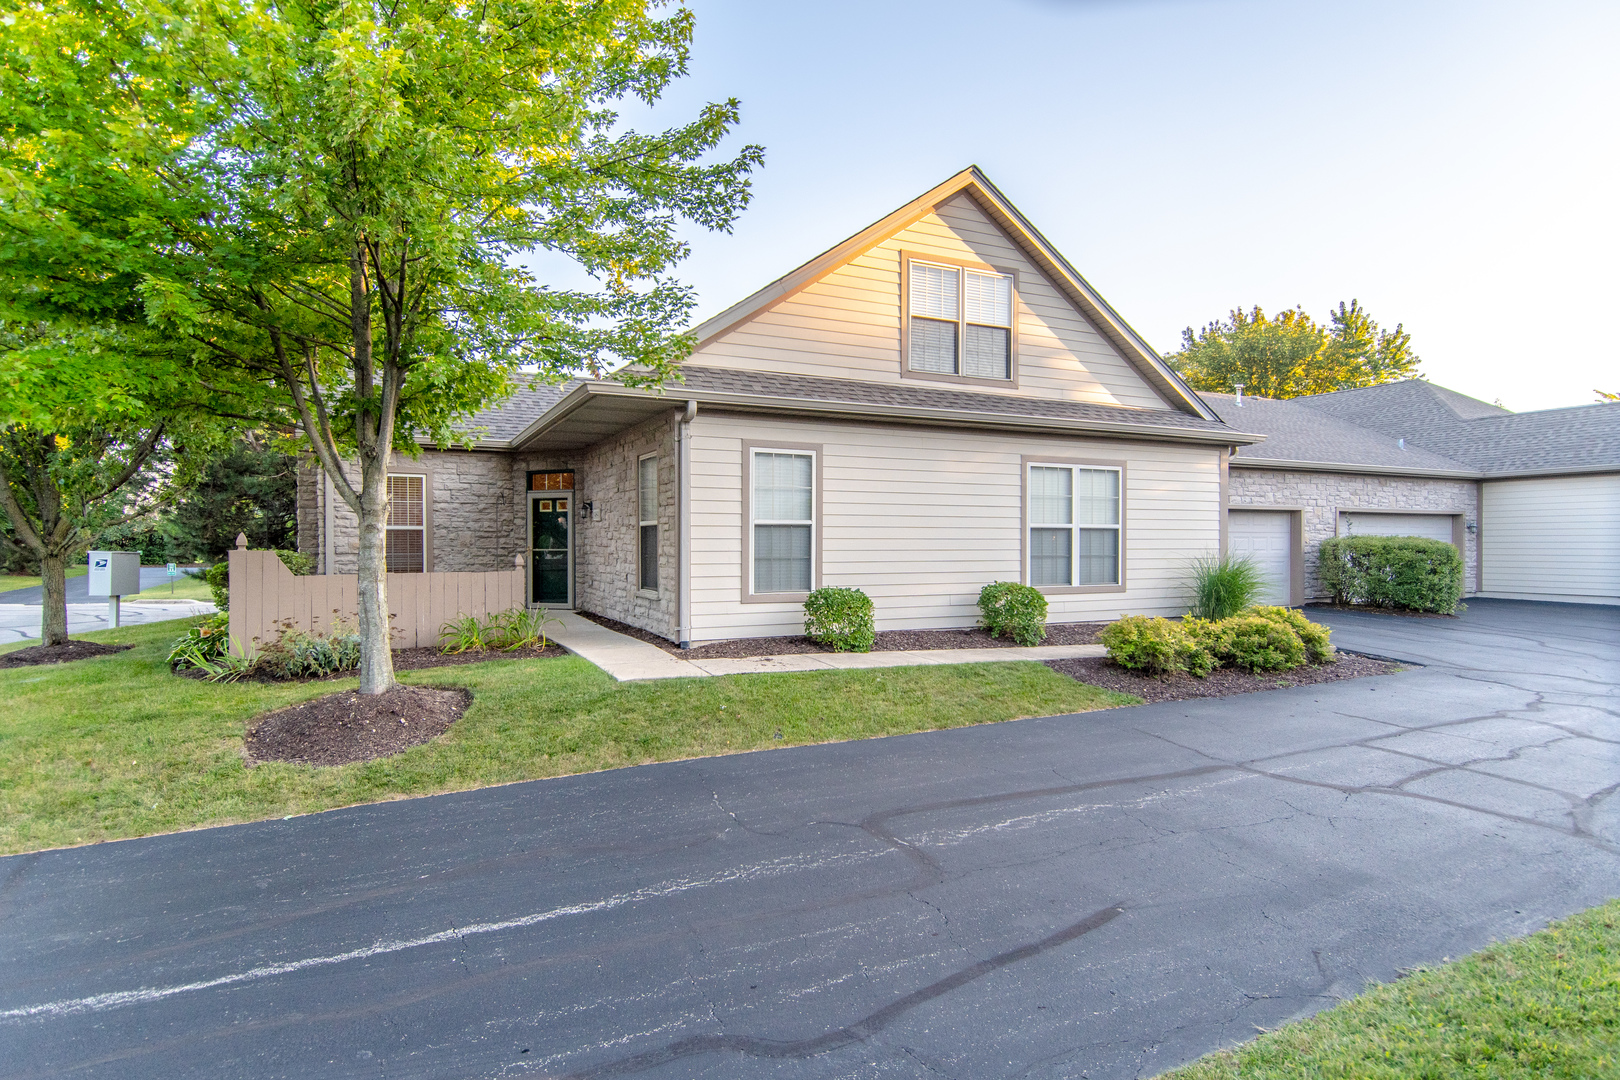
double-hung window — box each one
[751,449,815,594]
[638,454,659,592]
[385,474,426,573]
[907,257,1014,380]
[1028,464,1121,587]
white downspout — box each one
[676,399,696,648]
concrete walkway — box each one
[545,609,1105,681]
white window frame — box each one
[1024,461,1123,591]
[746,445,818,600]
[385,473,427,574]
[902,253,1017,384]
[637,453,659,596]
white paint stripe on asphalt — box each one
[0,849,879,1023]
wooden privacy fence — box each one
[227,539,526,655]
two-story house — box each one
[297,168,1263,646]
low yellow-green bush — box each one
[1100,607,1334,677]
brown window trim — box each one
[898,249,1020,389]
[1020,455,1127,595]
[740,440,823,605]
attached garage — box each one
[1228,509,1295,606]
[1481,475,1620,605]
[1339,512,1459,545]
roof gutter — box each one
[512,381,1265,451]
[1229,457,1481,480]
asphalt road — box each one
[1,599,1616,1079]
[0,566,188,605]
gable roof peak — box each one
[690,167,1218,421]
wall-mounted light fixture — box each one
[1466,520,1477,534]
[580,501,594,518]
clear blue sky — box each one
[607,0,1618,411]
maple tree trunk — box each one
[354,449,396,695]
[40,551,68,646]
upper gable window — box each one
[906,257,1015,382]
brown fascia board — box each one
[509,380,1266,451]
[1229,457,1481,480]
[689,166,1217,422]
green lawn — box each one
[1161,899,1620,1080]
[0,565,87,593]
[129,575,215,601]
[0,618,1135,855]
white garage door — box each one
[1482,476,1620,603]
[1340,512,1455,544]
[1228,510,1292,606]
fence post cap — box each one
[235,533,249,549]
[513,553,524,568]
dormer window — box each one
[905,255,1015,382]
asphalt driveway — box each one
[1,599,1616,1079]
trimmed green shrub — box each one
[803,587,875,652]
[978,581,1048,646]
[1318,535,1463,613]
[1099,615,1216,676]
[1186,553,1267,620]
[1215,614,1306,672]
[204,548,315,611]
[1246,605,1334,663]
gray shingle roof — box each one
[671,366,1241,435]
[1293,380,1620,476]
[1202,392,1473,474]
[454,381,574,445]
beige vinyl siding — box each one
[687,412,1221,642]
[689,193,1166,410]
[1481,475,1620,604]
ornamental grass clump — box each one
[978,582,1048,646]
[1186,554,1267,620]
[803,587,875,652]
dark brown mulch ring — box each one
[1045,652,1399,705]
[1304,603,1458,619]
[245,686,472,766]
[576,610,1106,659]
[0,640,133,669]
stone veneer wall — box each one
[1227,467,1479,599]
[296,450,526,574]
[531,411,679,641]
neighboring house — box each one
[297,168,1265,645]
[1205,382,1620,607]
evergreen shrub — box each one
[1318,535,1463,613]
[803,587,875,652]
[977,581,1048,646]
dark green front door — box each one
[532,497,570,605]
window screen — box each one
[1027,465,1120,587]
[385,474,426,573]
[752,451,813,593]
[638,456,658,591]
[908,260,1013,379]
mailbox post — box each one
[87,551,142,628]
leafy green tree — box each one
[0,0,761,691]
[0,327,220,644]
[162,439,299,563]
[1170,301,1420,399]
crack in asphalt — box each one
[557,905,1126,1078]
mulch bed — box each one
[0,640,133,669]
[576,610,1106,660]
[1304,603,1459,619]
[1045,651,1399,705]
[245,686,472,766]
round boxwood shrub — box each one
[1214,614,1307,672]
[1317,535,1463,613]
[803,587,875,652]
[978,581,1048,646]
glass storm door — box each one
[531,496,571,606]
